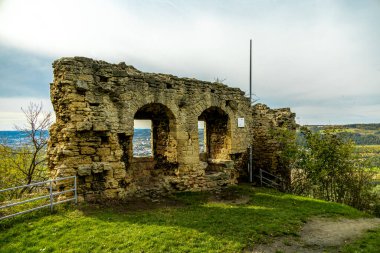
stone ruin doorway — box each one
[198,107,232,173]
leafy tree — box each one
[0,102,51,191]
[270,126,299,189]
[291,127,376,210]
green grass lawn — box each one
[342,227,380,253]
[0,185,377,253]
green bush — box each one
[278,127,377,212]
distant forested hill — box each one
[303,123,380,145]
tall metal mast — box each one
[249,39,253,183]
[250,39,252,102]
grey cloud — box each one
[0,44,53,98]
[0,0,379,124]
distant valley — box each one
[304,123,380,145]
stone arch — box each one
[198,106,231,161]
[133,103,177,163]
[50,57,262,200]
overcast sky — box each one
[0,0,379,130]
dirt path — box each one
[252,217,380,253]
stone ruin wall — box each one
[48,57,297,201]
[49,57,254,201]
[251,104,297,183]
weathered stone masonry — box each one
[48,57,296,201]
[251,104,297,184]
[49,57,253,200]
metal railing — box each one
[258,169,284,190]
[0,176,77,221]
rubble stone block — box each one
[76,80,89,91]
[76,121,92,131]
[78,165,92,176]
[81,147,96,155]
[93,122,109,131]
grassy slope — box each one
[0,186,376,253]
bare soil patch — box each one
[209,195,251,205]
[252,217,380,253]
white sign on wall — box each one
[238,118,245,128]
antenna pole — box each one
[249,39,252,103]
[249,38,253,183]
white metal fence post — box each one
[49,180,53,212]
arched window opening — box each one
[198,121,206,153]
[198,120,207,162]
[133,103,177,163]
[133,120,152,157]
[198,107,231,161]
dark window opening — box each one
[77,90,86,96]
[100,135,109,145]
[99,76,108,82]
[118,133,132,167]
